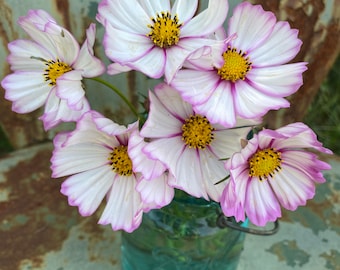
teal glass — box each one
[121,191,246,270]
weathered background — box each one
[0,1,339,270]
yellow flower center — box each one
[147,11,182,48]
[182,115,215,149]
[44,59,72,86]
[217,47,252,82]
[248,148,282,180]
[108,145,133,176]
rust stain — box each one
[127,71,139,110]
[0,147,82,270]
[0,0,18,49]
[55,0,71,31]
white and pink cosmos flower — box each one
[220,122,332,227]
[1,10,105,130]
[140,83,260,202]
[171,2,307,128]
[96,0,229,82]
[51,110,173,232]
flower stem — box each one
[89,77,139,118]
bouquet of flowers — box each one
[1,0,332,234]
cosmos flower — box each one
[1,9,105,130]
[96,0,229,82]
[51,110,171,232]
[220,122,332,226]
[171,2,307,127]
[140,83,259,201]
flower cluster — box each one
[1,1,332,232]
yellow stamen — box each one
[248,148,282,181]
[217,46,252,82]
[44,59,72,86]
[182,115,215,149]
[147,11,182,48]
[108,145,133,176]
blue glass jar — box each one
[121,191,246,270]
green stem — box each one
[89,77,139,118]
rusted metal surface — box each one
[250,0,340,128]
[0,143,120,270]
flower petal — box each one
[102,23,155,63]
[193,81,237,127]
[2,71,49,113]
[245,179,282,226]
[249,21,302,66]
[172,0,198,23]
[72,23,105,77]
[61,166,113,216]
[137,173,174,208]
[98,175,144,232]
[227,2,276,52]
[97,0,150,34]
[128,130,166,179]
[233,80,290,118]
[181,0,228,37]
[246,63,307,97]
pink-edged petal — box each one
[138,0,170,18]
[211,125,252,159]
[221,170,248,222]
[172,0,198,23]
[98,175,144,232]
[51,143,111,178]
[92,114,128,136]
[193,81,237,127]
[142,137,185,175]
[137,173,174,208]
[60,166,113,216]
[107,63,132,75]
[199,150,228,201]
[97,0,151,33]
[154,83,192,119]
[56,70,85,110]
[281,150,330,183]
[233,80,290,118]
[227,2,276,52]
[249,21,302,66]
[225,139,259,171]
[181,0,228,37]
[18,10,59,56]
[266,122,332,154]
[140,91,183,138]
[245,179,282,226]
[269,166,315,211]
[124,46,166,79]
[7,39,52,71]
[246,63,307,97]
[128,131,166,179]
[171,70,219,105]
[73,23,105,77]
[40,89,90,130]
[184,40,228,70]
[42,22,79,64]
[168,147,208,199]
[2,72,49,113]
[102,23,154,63]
